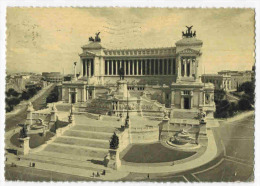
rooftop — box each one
[175,37,203,46]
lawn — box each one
[122,142,196,163]
[10,131,55,149]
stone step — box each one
[55,136,109,149]
[73,125,116,133]
[64,130,113,140]
[35,150,105,162]
[44,143,109,159]
[21,153,109,172]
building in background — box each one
[201,74,231,91]
[218,70,252,91]
[42,72,63,83]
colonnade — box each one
[82,59,94,77]
[180,58,196,77]
[104,58,176,76]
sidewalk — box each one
[118,129,217,174]
[5,155,129,181]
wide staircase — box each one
[20,114,121,176]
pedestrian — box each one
[147,173,150,179]
[97,172,100,177]
[102,170,106,175]
[172,161,175,166]
[92,172,95,178]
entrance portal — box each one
[71,93,76,104]
[184,97,190,109]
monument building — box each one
[61,27,215,117]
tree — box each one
[109,132,119,149]
[214,89,226,104]
[228,102,238,117]
[28,87,37,97]
[238,98,252,111]
[238,81,255,94]
[215,99,230,118]
[6,88,19,97]
[21,91,30,100]
[46,86,59,103]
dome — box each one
[175,37,203,46]
[81,42,105,50]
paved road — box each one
[5,85,55,132]
[4,114,254,182]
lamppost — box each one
[74,62,77,80]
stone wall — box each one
[130,126,159,143]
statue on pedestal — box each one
[19,124,28,138]
[182,26,196,38]
[118,67,124,80]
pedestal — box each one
[116,80,129,98]
[19,137,30,155]
[105,150,121,170]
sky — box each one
[6,8,255,74]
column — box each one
[162,59,165,75]
[189,59,192,77]
[170,59,173,75]
[107,60,110,75]
[184,59,187,77]
[83,87,86,102]
[157,60,160,75]
[181,95,184,109]
[145,59,148,75]
[86,60,89,77]
[141,60,143,75]
[190,96,193,109]
[75,89,78,103]
[89,61,92,77]
[124,61,126,75]
[137,60,139,75]
[115,60,118,75]
[86,88,89,100]
[128,61,130,75]
[166,59,168,75]
[82,59,86,77]
[178,58,181,77]
[111,60,114,75]
[154,59,156,75]
[149,59,152,75]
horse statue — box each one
[182,26,196,38]
[95,32,101,42]
[89,36,94,42]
